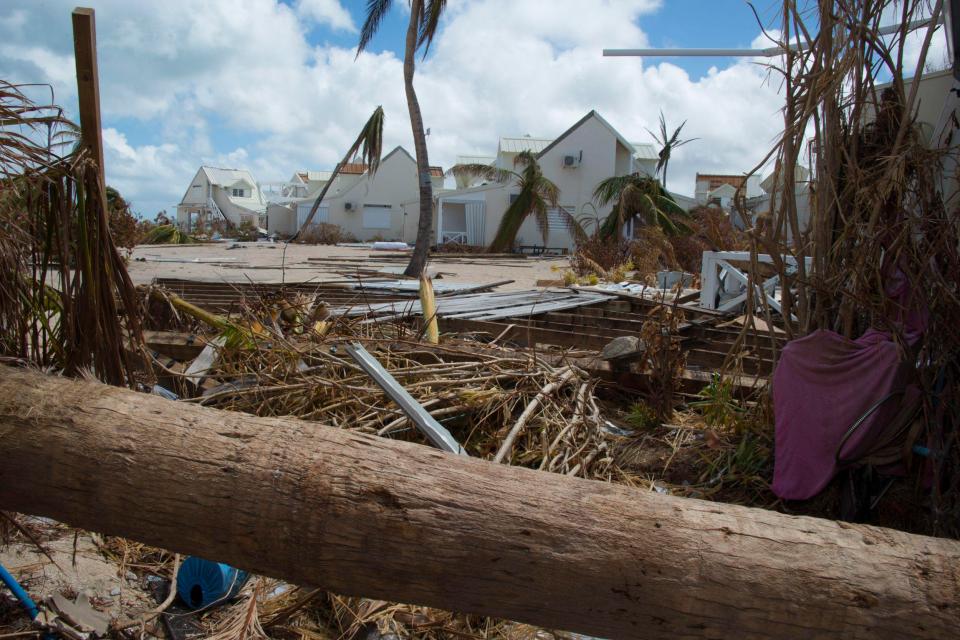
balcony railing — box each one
[441,230,468,244]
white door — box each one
[297,203,328,228]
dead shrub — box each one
[299,222,350,245]
[571,233,632,276]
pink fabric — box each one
[771,329,912,500]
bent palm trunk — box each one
[0,366,958,639]
[402,0,434,278]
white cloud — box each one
[102,128,193,215]
[1,0,789,216]
[296,0,355,32]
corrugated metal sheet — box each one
[631,142,659,160]
[202,166,258,188]
[498,137,553,154]
[334,289,614,321]
[455,155,496,165]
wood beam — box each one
[71,7,104,182]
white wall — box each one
[294,149,422,242]
[179,168,210,206]
[267,203,296,236]
[515,116,622,250]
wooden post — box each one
[0,366,958,639]
[71,7,105,186]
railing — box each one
[441,230,468,244]
[207,196,230,226]
[699,251,813,319]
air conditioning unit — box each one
[562,152,582,168]
[344,202,354,211]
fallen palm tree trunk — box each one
[0,366,957,639]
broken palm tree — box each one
[1,365,959,640]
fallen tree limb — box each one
[0,365,957,639]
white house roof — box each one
[295,170,334,183]
[708,183,738,199]
[455,154,496,166]
[760,165,810,193]
[498,136,553,154]
[631,143,659,160]
[537,110,636,158]
[201,166,258,189]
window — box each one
[232,188,245,197]
[362,205,392,229]
[546,206,576,231]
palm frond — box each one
[294,106,385,239]
[0,79,146,387]
[487,155,562,252]
[489,189,533,252]
[512,149,539,171]
[357,0,394,55]
[556,207,588,246]
[597,173,690,240]
[418,0,447,56]
[449,163,515,183]
[350,105,385,177]
[538,174,560,207]
[593,175,635,207]
[531,198,551,245]
[645,111,697,179]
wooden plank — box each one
[439,317,611,350]
[71,8,105,178]
[144,331,207,361]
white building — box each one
[631,142,659,177]
[694,173,763,208]
[268,146,444,241]
[177,166,269,230]
[436,110,686,252]
[741,166,812,237]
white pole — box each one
[602,18,940,58]
[437,196,443,245]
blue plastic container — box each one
[176,557,249,610]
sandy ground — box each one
[1,523,155,632]
[127,242,571,290]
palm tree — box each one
[593,173,691,240]
[451,150,585,252]
[291,106,384,241]
[358,0,446,277]
[646,111,696,189]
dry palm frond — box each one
[0,80,146,387]
[730,1,960,533]
[293,105,385,240]
[202,578,269,640]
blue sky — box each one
[300,1,781,77]
[0,1,943,217]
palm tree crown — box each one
[451,150,584,252]
[593,173,691,240]
[646,111,696,189]
[291,106,384,241]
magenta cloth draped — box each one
[771,329,913,500]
